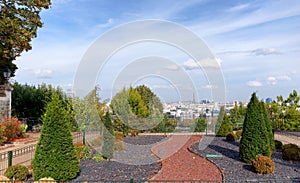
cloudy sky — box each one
[14,0,300,103]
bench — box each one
[205,154,223,158]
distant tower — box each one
[193,93,195,103]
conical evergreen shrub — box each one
[239,93,271,163]
[102,112,114,160]
[259,101,275,153]
[216,113,233,137]
[32,94,80,181]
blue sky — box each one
[14,0,300,103]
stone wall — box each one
[0,85,13,121]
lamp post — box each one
[3,67,11,84]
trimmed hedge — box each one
[32,94,79,181]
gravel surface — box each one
[74,159,161,181]
[74,135,163,180]
[190,136,300,182]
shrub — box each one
[32,94,79,181]
[130,129,139,137]
[92,153,105,162]
[216,114,233,137]
[239,94,272,163]
[275,140,283,150]
[2,117,22,141]
[226,132,237,142]
[19,124,28,138]
[282,144,300,161]
[5,164,29,180]
[0,125,7,145]
[114,131,123,141]
[252,155,275,174]
[235,130,242,140]
[102,112,114,160]
[74,142,91,159]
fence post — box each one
[8,151,12,167]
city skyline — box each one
[13,0,300,103]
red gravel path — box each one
[151,135,222,181]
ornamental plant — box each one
[32,94,79,181]
[252,155,275,174]
[239,93,272,163]
[102,112,114,160]
[5,164,29,180]
[2,117,22,141]
[216,113,233,137]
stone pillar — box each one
[0,85,13,121]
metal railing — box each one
[0,132,84,175]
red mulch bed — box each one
[151,135,222,181]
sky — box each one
[14,0,300,103]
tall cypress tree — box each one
[239,93,271,163]
[32,94,80,181]
[260,101,275,153]
[102,112,114,160]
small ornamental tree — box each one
[239,93,271,163]
[260,101,275,152]
[32,94,79,181]
[216,113,233,137]
[102,112,114,160]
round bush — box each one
[252,155,275,174]
[226,132,237,142]
[282,143,300,161]
[5,164,29,180]
[235,130,242,140]
[275,140,283,150]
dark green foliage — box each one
[239,93,272,163]
[11,83,78,131]
[216,113,233,137]
[226,132,238,142]
[215,106,225,134]
[252,155,275,174]
[102,112,114,160]
[150,115,178,133]
[32,94,79,181]
[0,0,51,84]
[282,144,300,161]
[229,103,246,130]
[5,164,29,180]
[275,140,283,150]
[194,116,206,132]
[260,102,275,153]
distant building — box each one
[265,98,273,104]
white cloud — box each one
[202,84,218,89]
[182,57,222,70]
[247,81,262,87]
[33,69,54,79]
[266,75,291,85]
[165,64,179,71]
[251,48,282,56]
[277,75,291,81]
[95,18,114,28]
[267,76,277,85]
[227,3,250,12]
